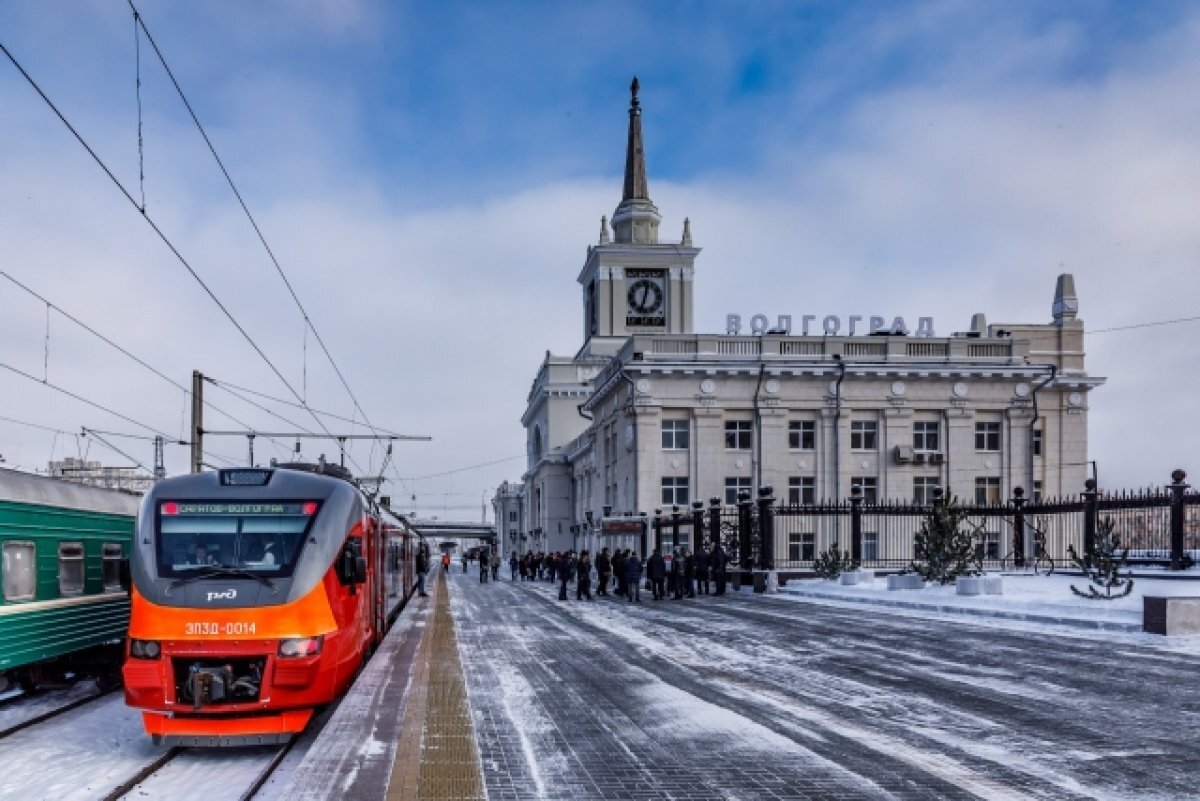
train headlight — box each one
[278,635,324,659]
[130,639,161,659]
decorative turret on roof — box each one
[611,77,661,244]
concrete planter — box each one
[957,576,986,596]
[887,574,926,590]
[840,569,875,586]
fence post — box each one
[1012,486,1026,568]
[757,486,775,570]
[709,497,722,550]
[737,490,754,570]
[670,505,682,550]
[1082,479,1098,555]
[652,510,662,556]
[849,486,863,565]
[692,500,705,551]
[1169,469,1189,571]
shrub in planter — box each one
[909,492,983,585]
[813,543,857,580]
[1067,517,1134,600]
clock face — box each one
[625,269,666,326]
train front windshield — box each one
[155,501,319,579]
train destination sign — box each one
[726,313,937,338]
[163,502,314,516]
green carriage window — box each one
[59,542,85,596]
[102,543,123,591]
[3,541,37,602]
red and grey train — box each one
[122,463,423,745]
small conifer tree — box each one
[813,542,857,579]
[1067,517,1134,600]
[909,492,983,585]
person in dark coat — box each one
[613,550,628,597]
[415,544,430,597]
[624,552,643,603]
[694,545,711,595]
[558,551,576,600]
[595,548,611,596]
[647,549,667,600]
[479,549,489,583]
[548,552,559,584]
[509,552,519,581]
[683,548,696,598]
[711,542,728,595]
[576,550,593,600]
[669,549,684,599]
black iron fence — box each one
[649,470,1200,573]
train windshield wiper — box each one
[168,566,277,593]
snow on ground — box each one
[0,694,163,801]
[0,680,101,733]
[121,747,279,801]
[775,572,1200,651]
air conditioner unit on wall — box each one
[930,452,945,464]
[894,446,913,464]
[913,452,927,464]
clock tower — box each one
[576,78,700,359]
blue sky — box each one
[2,1,1199,512]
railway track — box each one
[98,736,297,801]
[0,685,114,741]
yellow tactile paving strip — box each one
[388,570,486,801]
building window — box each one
[913,477,940,505]
[788,532,816,562]
[787,476,816,506]
[2,541,36,601]
[102,543,123,591]
[850,420,877,450]
[724,420,753,450]
[862,532,878,562]
[1032,429,1043,457]
[662,419,690,450]
[1033,480,1043,503]
[975,477,1001,505]
[788,420,815,450]
[977,531,1001,560]
[851,476,878,504]
[59,542,85,596]
[508,511,518,523]
[913,421,939,452]
[724,477,753,505]
[661,477,689,506]
[975,422,1001,451]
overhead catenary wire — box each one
[127,1,396,480]
[0,38,369,480]
[0,270,297,459]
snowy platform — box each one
[778,573,1200,632]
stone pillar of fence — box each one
[737,490,755,570]
[1082,479,1099,555]
[1169,469,1189,570]
[1012,486,1027,568]
[691,500,705,551]
[849,486,863,565]
[757,486,775,571]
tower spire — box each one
[623,77,649,202]
[612,76,661,244]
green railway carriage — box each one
[0,469,140,691]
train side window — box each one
[102,543,124,591]
[3,541,37,601]
[59,542,85,596]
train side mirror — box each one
[119,558,131,592]
[355,557,368,584]
[338,547,357,586]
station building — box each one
[500,80,1105,556]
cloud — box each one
[1,0,1198,508]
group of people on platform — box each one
[460,549,503,583]
[511,544,730,602]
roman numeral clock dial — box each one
[625,269,666,327]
